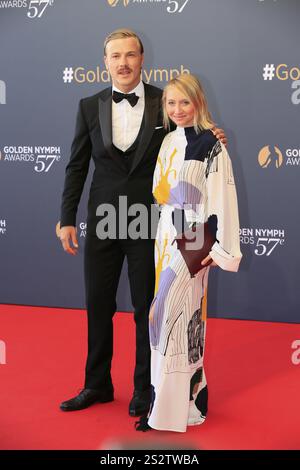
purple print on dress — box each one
[150,266,177,347]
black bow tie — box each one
[112,90,139,107]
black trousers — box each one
[84,234,155,392]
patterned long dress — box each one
[148,126,242,432]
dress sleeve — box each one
[206,141,242,272]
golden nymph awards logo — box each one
[106,0,191,13]
[107,0,130,6]
[258,145,283,169]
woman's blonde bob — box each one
[162,73,214,133]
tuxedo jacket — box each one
[60,82,167,232]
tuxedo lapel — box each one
[98,87,127,172]
[129,83,160,175]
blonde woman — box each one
[136,74,242,432]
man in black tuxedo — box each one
[59,29,225,416]
[59,29,166,416]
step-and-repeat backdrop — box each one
[0,0,299,322]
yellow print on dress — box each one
[153,148,178,205]
[154,238,170,295]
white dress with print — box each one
[148,126,242,432]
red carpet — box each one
[0,304,299,450]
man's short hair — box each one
[104,28,144,55]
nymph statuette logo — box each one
[107,0,130,6]
[258,145,283,169]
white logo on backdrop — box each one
[1,146,61,172]
[0,0,54,18]
[240,228,285,256]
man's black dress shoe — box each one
[60,388,114,412]
[129,389,151,417]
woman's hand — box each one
[201,254,217,267]
[212,126,227,146]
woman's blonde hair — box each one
[162,73,214,133]
[104,28,144,55]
